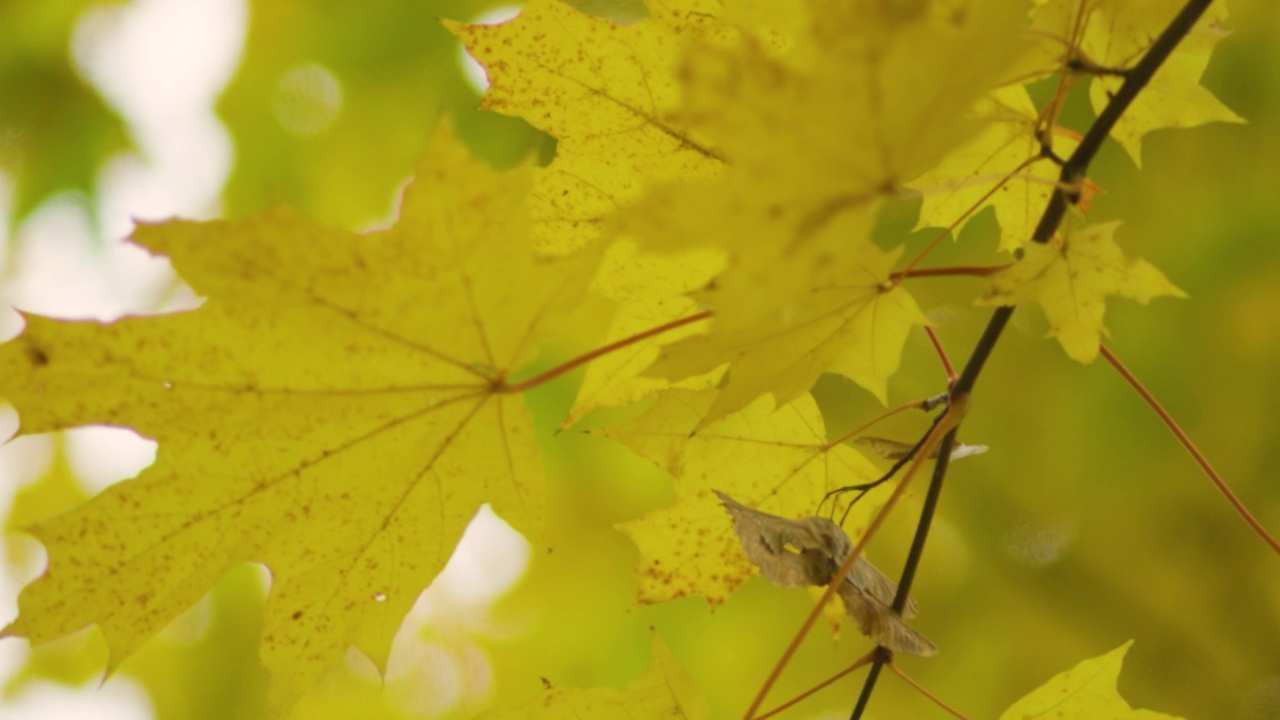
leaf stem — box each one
[889,264,1011,282]
[499,310,712,394]
[1100,343,1280,555]
[822,398,932,452]
[887,662,971,720]
[895,154,1039,282]
[924,326,957,383]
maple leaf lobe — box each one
[0,126,599,707]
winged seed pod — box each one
[714,490,937,656]
[855,435,989,461]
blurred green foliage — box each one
[216,0,550,228]
[1,0,1278,719]
[0,0,130,229]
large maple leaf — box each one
[0,127,598,706]
[610,0,1032,422]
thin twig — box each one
[888,662,971,720]
[754,652,875,720]
[925,326,957,382]
[1100,344,1280,555]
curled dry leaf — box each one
[714,491,937,656]
[856,436,989,461]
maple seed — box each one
[714,491,937,656]
[856,436,989,461]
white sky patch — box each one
[457,6,522,94]
[0,678,154,720]
[65,427,158,495]
[72,0,246,236]
[384,505,531,717]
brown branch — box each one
[849,1,1221,716]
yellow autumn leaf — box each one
[910,85,1082,252]
[1032,0,1244,165]
[1001,641,1184,719]
[482,632,706,719]
[977,220,1185,362]
[659,0,1032,210]
[624,185,927,423]
[448,0,727,254]
[602,389,887,607]
[0,126,598,708]
[612,0,1029,420]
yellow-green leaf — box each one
[1032,0,1243,165]
[624,185,928,423]
[0,126,598,708]
[482,632,705,719]
[614,0,1028,419]
[977,220,1185,362]
[1001,641,1184,719]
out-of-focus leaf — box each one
[1001,641,1184,719]
[480,632,707,719]
[217,0,546,228]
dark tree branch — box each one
[849,1,1217,716]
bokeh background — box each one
[0,1,1277,719]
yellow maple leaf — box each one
[910,85,1082,252]
[482,632,706,719]
[448,0,727,254]
[1001,641,1184,719]
[602,389,887,607]
[1033,0,1243,165]
[610,0,1029,420]
[977,220,1185,362]
[0,126,597,707]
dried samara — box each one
[715,490,937,656]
